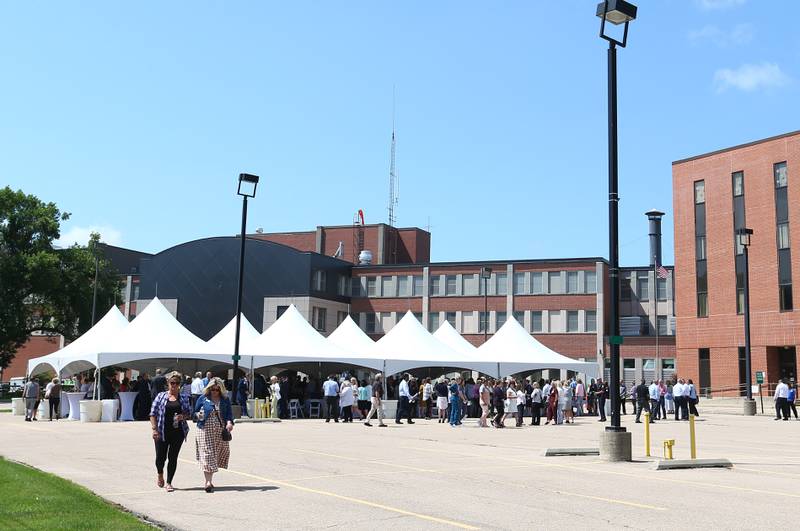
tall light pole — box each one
[597,0,637,460]
[737,227,756,415]
[480,266,492,345]
[91,245,99,326]
[233,173,259,407]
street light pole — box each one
[738,227,755,415]
[480,266,492,345]
[233,173,259,408]
[91,248,99,326]
[597,0,637,459]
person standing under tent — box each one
[492,379,506,428]
[45,378,61,421]
[357,380,371,420]
[151,369,167,397]
[434,377,449,423]
[587,379,597,416]
[574,379,586,416]
[478,378,491,427]
[364,373,387,427]
[563,381,575,424]
[447,377,462,427]
[269,376,281,419]
[339,380,355,422]
[323,375,340,423]
[134,373,153,421]
[149,372,191,493]
[23,378,39,422]
[194,377,234,493]
[530,382,543,426]
[395,373,414,425]
[421,377,433,420]
[515,382,526,427]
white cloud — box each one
[696,0,746,10]
[55,224,123,247]
[714,62,791,92]
[688,24,753,47]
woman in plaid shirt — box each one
[149,372,191,492]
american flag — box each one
[656,265,669,279]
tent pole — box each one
[496,362,500,379]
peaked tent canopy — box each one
[432,321,479,358]
[27,306,130,377]
[205,314,261,356]
[475,317,599,378]
[374,311,496,375]
[251,305,383,371]
[327,315,377,359]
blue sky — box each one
[2,0,798,266]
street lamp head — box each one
[736,227,753,248]
[597,0,637,47]
[237,173,260,198]
[480,266,493,279]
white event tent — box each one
[251,305,383,371]
[205,314,261,357]
[374,311,497,375]
[327,315,377,359]
[474,317,599,378]
[432,321,479,358]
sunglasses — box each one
[169,381,180,386]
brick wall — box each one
[3,336,62,380]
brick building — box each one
[673,130,800,394]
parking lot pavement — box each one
[1,412,798,530]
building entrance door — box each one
[698,348,711,394]
[779,347,797,381]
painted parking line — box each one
[176,458,480,530]
[294,448,436,473]
[553,489,667,511]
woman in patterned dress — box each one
[193,377,234,493]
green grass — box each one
[0,457,155,530]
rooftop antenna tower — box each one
[387,86,399,227]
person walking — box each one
[45,378,61,421]
[194,377,234,493]
[364,373,387,427]
[323,375,340,423]
[269,376,281,419]
[619,380,627,415]
[530,382,542,426]
[492,379,506,428]
[339,379,355,422]
[635,380,652,423]
[774,378,790,421]
[237,376,250,418]
[687,379,700,417]
[787,382,799,420]
[150,373,191,492]
[23,378,40,422]
[478,378,491,427]
[596,379,608,422]
[190,372,204,410]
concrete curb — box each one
[544,448,600,456]
[653,458,732,470]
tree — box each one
[0,186,120,370]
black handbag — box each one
[216,410,232,441]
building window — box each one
[337,311,347,326]
[698,348,711,391]
[462,273,478,296]
[413,312,423,323]
[496,311,507,330]
[513,272,526,295]
[312,307,327,332]
[732,171,747,314]
[775,162,793,311]
[429,312,440,332]
[412,275,423,296]
[351,278,363,297]
[639,316,650,336]
[479,312,488,333]
[382,276,395,297]
[567,271,578,294]
[445,275,457,296]
[657,278,667,301]
[697,292,708,317]
[312,270,326,291]
[337,275,348,296]
[585,271,597,294]
[496,273,508,296]
[696,236,707,260]
[532,311,543,333]
[548,272,561,294]
[732,171,743,196]
[694,180,705,204]
[548,311,560,333]
[446,312,456,328]
[430,276,441,296]
[366,277,377,297]
[365,313,376,333]
[620,273,632,301]
[777,223,790,249]
[277,305,289,319]
[637,274,649,301]
[531,272,544,294]
[657,315,668,335]
[775,161,788,188]
[585,310,597,333]
[397,276,409,297]
[566,311,579,332]
[513,311,524,325]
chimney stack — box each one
[645,209,665,267]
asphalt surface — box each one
[2,411,799,530]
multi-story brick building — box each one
[673,130,800,394]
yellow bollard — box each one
[254,399,261,419]
[663,439,675,459]
[644,412,651,457]
[689,414,697,459]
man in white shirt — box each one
[395,373,415,425]
[774,378,790,420]
[190,372,204,409]
[323,375,340,423]
[648,381,660,420]
[672,380,684,421]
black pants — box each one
[493,403,505,426]
[325,396,339,422]
[155,435,183,483]
[49,397,61,419]
[341,405,352,422]
[531,403,541,425]
[688,398,699,416]
[674,397,684,420]
[659,396,667,418]
[597,396,606,420]
[631,398,637,415]
[636,400,650,422]
[650,399,660,420]
[790,401,799,419]
[776,398,788,420]
[516,404,525,426]
[396,396,410,422]
[620,396,627,415]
